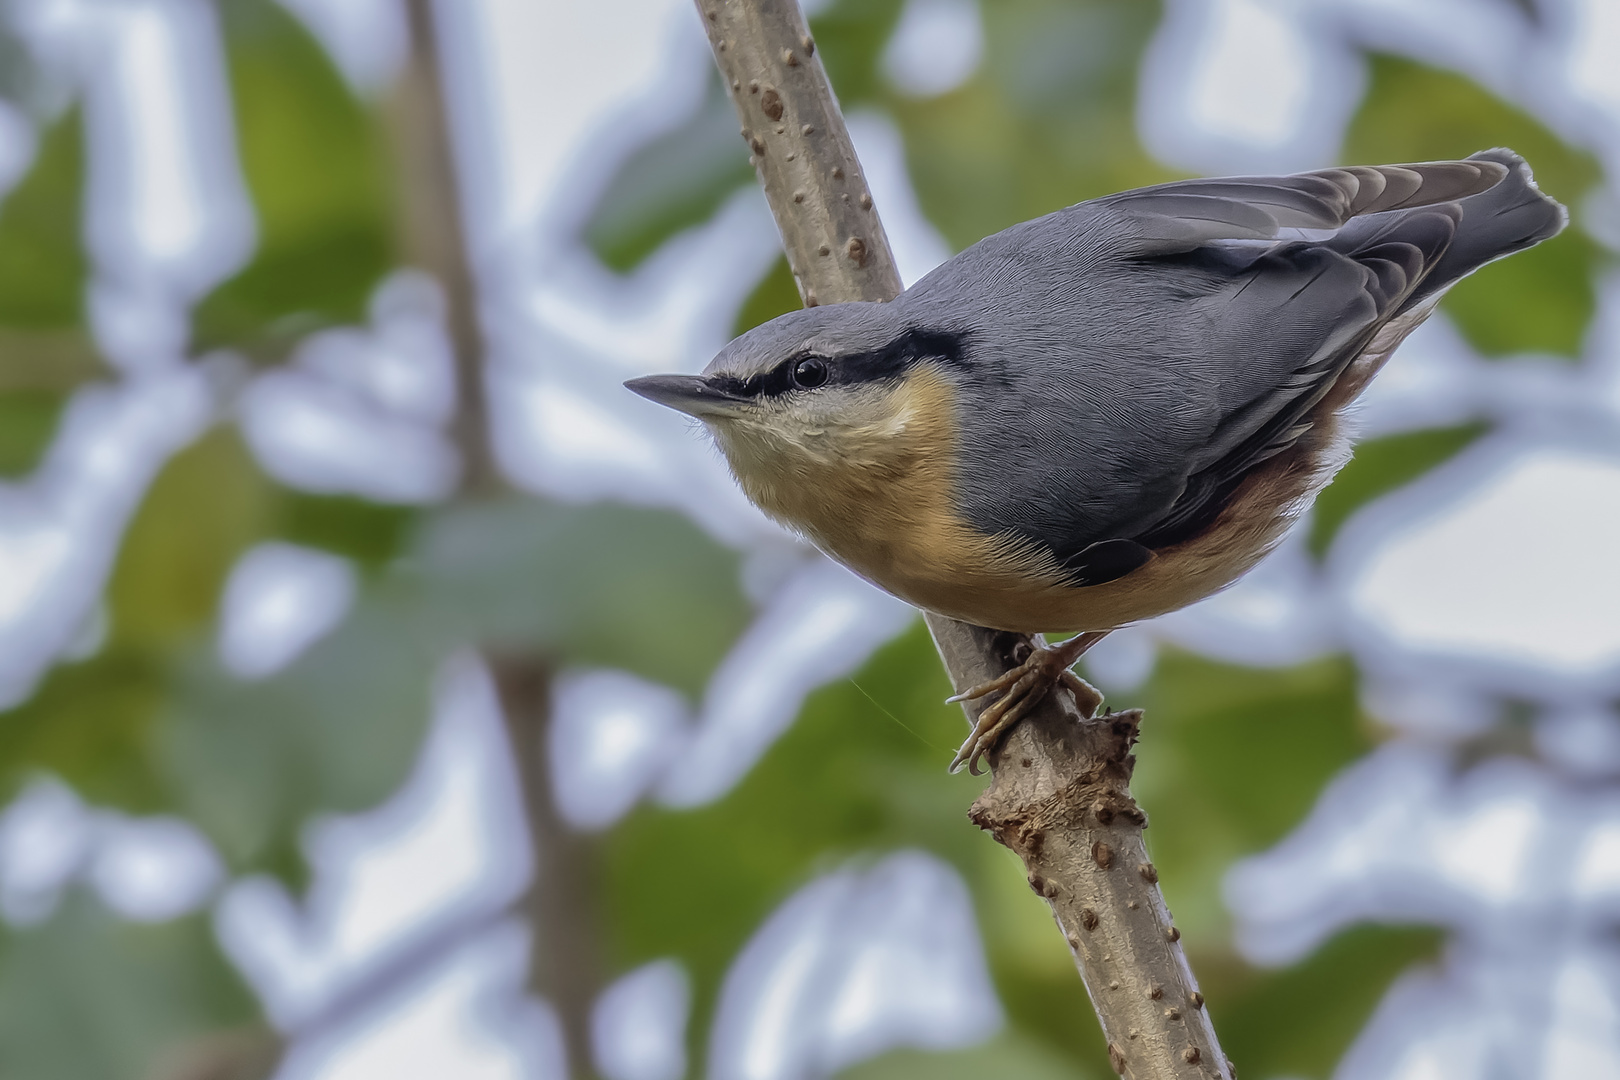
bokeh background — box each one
[0,0,1618,1078]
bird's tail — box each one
[1339,148,1567,312]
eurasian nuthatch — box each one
[628,149,1564,771]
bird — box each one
[626,148,1565,773]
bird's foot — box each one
[946,633,1107,775]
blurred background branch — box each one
[387,0,602,1074]
[390,0,496,496]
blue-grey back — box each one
[895,150,1563,571]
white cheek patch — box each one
[712,382,917,474]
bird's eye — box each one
[792,357,829,388]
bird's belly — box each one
[834,406,1352,635]
[870,526,1280,635]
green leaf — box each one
[1211,924,1442,1080]
[585,77,755,272]
[1309,422,1489,556]
[0,894,265,1080]
[890,0,1174,252]
[838,1030,1094,1080]
[107,429,280,650]
[1123,651,1372,940]
[410,499,752,698]
[0,387,64,477]
[733,255,802,336]
[276,493,415,568]
[0,429,281,813]
[152,496,751,874]
[158,596,439,878]
[603,620,976,1073]
[195,0,395,351]
[1343,55,1604,358]
[1105,651,1441,1079]
[0,109,86,329]
[0,329,106,477]
[0,649,168,813]
[809,0,908,107]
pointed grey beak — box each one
[624,374,752,419]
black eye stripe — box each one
[716,327,968,400]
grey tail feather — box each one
[1402,148,1567,308]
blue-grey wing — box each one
[901,150,1562,581]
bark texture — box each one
[697,2,1231,1076]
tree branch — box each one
[487,655,604,1077]
[391,0,497,495]
[694,3,1230,1076]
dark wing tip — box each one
[1065,538,1154,587]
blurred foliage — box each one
[586,78,755,272]
[605,623,982,1073]
[1208,924,1443,1080]
[1308,421,1489,555]
[607,628,1437,1080]
[893,0,1174,249]
[8,467,750,876]
[843,1031,1090,1080]
[735,254,804,336]
[0,108,84,329]
[0,386,62,475]
[0,329,105,478]
[595,0,1175,277]
[0,102,88,476]
[0,0,1610,1077]
[1345,55,1604,358]
[194,0,395,354]
[1126,652,1372,938]
[0,896,261,1080]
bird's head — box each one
[626,303,966,514]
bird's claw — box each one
[946,644,1105,775]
